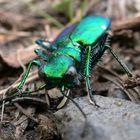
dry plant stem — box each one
[124,79,140,89]
[99,67,140,103]
[1,51,27,122]
[0,11,46,30]
[12,97,47,106]
[14,115,29,139]
[112,16,140,32]
[82,0,100,17]
[0,29,31,37]
[14,103,38,123]
[17,49,27,74]
[1,78,21,121]
[0,70,38,95]
[102,74,135,102]
[1,66,25,121]
[1,78,15,121]
[99,66,122,80]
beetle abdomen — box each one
[80,33,110,75]
[71,16,110,46]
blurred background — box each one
[0,0,140,139]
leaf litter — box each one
[0,0,140,139]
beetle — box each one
[18,16,132,108]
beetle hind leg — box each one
[85,77,100,108]
[85,46,100,108]
[105,45,132,77]
[109,48,132,77]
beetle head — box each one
[39,55,80,89]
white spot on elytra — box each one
[101,25,107,29]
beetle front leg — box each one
[18,60,41,90]
[85,46,100,107]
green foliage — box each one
[53,0,74,21]
[53,0,88,22]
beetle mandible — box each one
[18,16,132,108]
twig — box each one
[0,11,46,30]
[17,49,26,74]
[1,78,21,121]
[98,65,122,80]
[12,97,47,106]
[98,67,140,103]
[14,103,38,123]
[0,29,31,37]
[112,16,140,32]
[1,50,27,122]
[0,70,38,95]
[124,78,140,89]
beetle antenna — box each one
[61,86,88,137]
[61,87,86,119]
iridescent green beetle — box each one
[18,16,132,108]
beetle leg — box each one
[85,77,99,107]
[107,46,132,77]
[34,49,49,61]
[45,91,50,107]
[57,89,70,109]
[85,46,100,107]
[18,60,41,89]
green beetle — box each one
[18,16,132,108]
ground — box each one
[0,0,140,140]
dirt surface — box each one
[55,96,140,140]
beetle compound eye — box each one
[64,66,77,81]
[65,66,77,77]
